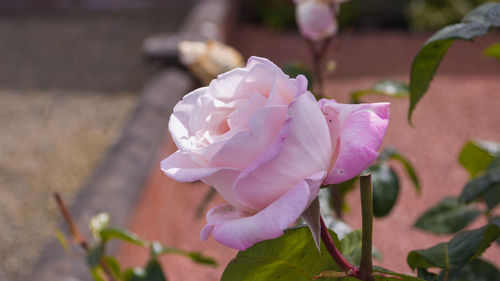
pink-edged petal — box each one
[321,101,390,184]
[209,105,288,169]
[201,177,315,250]
[161,150,232,182]
[233,92,331,209]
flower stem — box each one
[359,174,374,281]
[320,216,358,276]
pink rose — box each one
[295,0,338,41]
[161,56,389,250]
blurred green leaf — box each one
[490,216,500,244]
[459,167,500,208]
[55,230,69,251]
[483,183,500,209]
[407,224,500,270]
[87,242,105,268]
[417,268,437,281]
[414,197,481,234]
[221,226,342,281]
[370,164,400,217]
[484,43,500,61]
[436,258,500,281]
[150,241,217,266]
[339,230,383,266]
[351,80,409,103]
[99,227,148,247]
[90,266,107,281]
[378,147,421,193]
[458,140,500,177]
[340,229,362,266]
[89,213,110,242]
[408,3,500,122]
[103,256,121,280]
[123,259,168,281]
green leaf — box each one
[370,164,400,217]
[90,266,107,281]
[484,43,500,62]
[282,61,313,91]
[99,227,148,247]
[417,268,437,281]
[339,230,383,266]
[408,3,500,121]
[89,213,110,241]
[459,167,500,207]
[483,183,500,209]
[414,197,481,234]
[103,256,121,280]
[55,230,69,251]
[407,224,500,271]
[87,242,105,268]
[373,266,425,281]
[123,260,168,281]
[458,140,500,177]
[340,230,362,266]
[378,147,421,193]
[150,241,217,266]
[437,258,500,281]
[490,216,500,244]
[221,226,342,281]
[350,80,409,103]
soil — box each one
[118,24,500,280]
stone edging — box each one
[31,0,232,280]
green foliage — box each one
[459,140,500,177]
[99,227,148,247]
[151,241,217,266]
[364,147,420,218]
[378,147,421,194]
[414,197,481,234]
[123,260,168,281]
[483,43,500,61]
[370,164,400,217]
[407,224,500,271]
[406,0,498,31]
[87,242,105,268]
[438,258,500,281]
[221,226,342,281]
[254,0,296,30]
[350,80,409,104]
[408,2,500,121]
[373,267,425,281]
[339,230,383,266]
[282,61,314,91]
[459,166,500,209]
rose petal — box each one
[209,105,288,169]
[201,175,318,250]
[233,92,331,209]
[321,101,390,184]
[161,150,234,182]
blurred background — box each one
[0,0,499,280]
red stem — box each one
[320,216,358,276]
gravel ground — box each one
[0,90,135,280]
[0,4,194,280]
